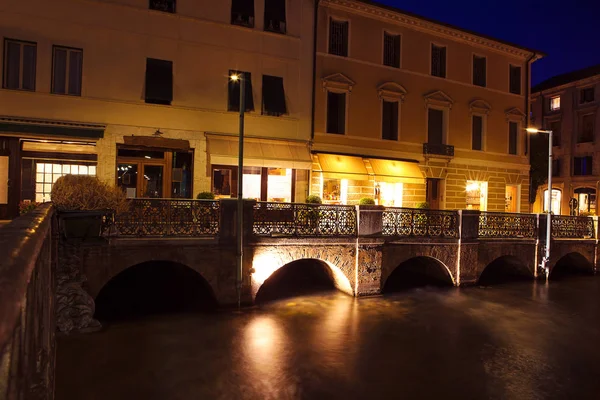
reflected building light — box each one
[251,252,282,286]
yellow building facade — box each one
[310,0,541,211]
[0,0,315,218]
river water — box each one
[56,277,600,400]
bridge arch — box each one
[550,252,595,279]
[477,255,533,285]
[250,245,355,301]
[383,256,454,292]
[94,260,218,320]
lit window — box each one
[377,182,403,207]
[550,96,560,111]
[466,181,488,211]
[543,189,561,214]
[36,162,96,203]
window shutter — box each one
[509,122,518,155]
[231,0,255,26]
[472,116,483,150]
[53,48,68,94]
[68,50,83,96]
[439,46,446,78]
[264,0,286,33]
[5,42,21,89]
[262,75,286,116]
[327,92,345,134]
[427,109,443,144]
[22,44,36,91]
[382,101,398,140]
[145,58,173,105]
[510,66,521,94]
[329,19,348,57]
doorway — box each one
[505,185,520,213]
[0,138,18,220]
[426,178,441,209]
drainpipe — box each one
[310,0,319,141]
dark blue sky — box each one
[375,0,600,85]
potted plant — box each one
[51,175,128,239]
[19,200,41,215]
[196,191,216,200]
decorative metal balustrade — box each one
[423,143,455,157]
[108,199,220,237]
[478,212,537,238]
[552,215,595,239]
[382,207,459,238]
[253,202,357,237]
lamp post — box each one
[526,127,553,279]
[231,73,245,307]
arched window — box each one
[543,188,561,214]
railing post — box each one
[357,205,385,237]
[456,209,480,286]
[458,209,480,241]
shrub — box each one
[19,201,41,215]
[51,175,128,213]
[416,201,430,209]
[196,191,216,200]
[305,195,322,204]
[359,197,376,205]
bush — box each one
[51,175,128,213]
[196,191,216,200]
[305,195,322,204]
[416,201,430,209]
[19,201,40,215]
[359,197,376,205]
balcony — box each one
[149,0,176,13]
[423,143,454,157]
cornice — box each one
[322,0,536,59]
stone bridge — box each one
[63,199,598,307]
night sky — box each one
[375,0,600,85]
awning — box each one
[207,135,312,170]
[316,153,369,181]
[22,141,97,155]
[0,116,105,139]
[369,158,423,184]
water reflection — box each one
[57,277,600,400]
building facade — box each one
[0,0,315,219]
[310,0,541,211]
[530,65,600,216]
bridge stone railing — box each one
[107,199,220,237]
[551,215,595,239]
[381,207,459,238]
[0,204,56,400]
[253,202,357,237]
[478,212,537,239]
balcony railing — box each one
[478,212,537,239]
[423,143,455,157]
[109,199,220,237]
[253,202,357,237]
[552,215,595,239]
[382,207,459,238]
[149,0,176,13]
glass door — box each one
[142,164,164,198]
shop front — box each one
[369,158,423,207]
[466,180,489,211]
[206,134,312,202]
[574,187,596,215]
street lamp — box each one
[526,127,553,279]
[231,73,245,307]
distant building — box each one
[310,0,542,210]
[0,0,315,219]
[531,64,600,215]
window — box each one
[264,0,286,34]
[231,0,255,27]
[543,189,561,214]
[52,46,82,96]
[431,44,446,78]
[149,0,175,13]
[581,87,595,104]
[228,70,254,112]
[552,159,561,177]
[329,19,349,57]
[548,120,561,147]
[36,162,96,203]
[145,58,173,105]
[575,187,596,215]
[509,65,521,95]
[466,181,488,211]
[550,96,560,111]
[472,115,483,150]
[574,156,593,176]
[427,108,444,144]
[381,100,398,140]
[3,39,36,91]
[509,121,518,155]
[326,91,346,134]
[262,75,286,116]
[578,113,595,143]
[472,55,486,87]
[383,32,400,68]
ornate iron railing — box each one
[552,215,595,239]
[0,204,56,399]
[423,143,455,157]
[253,202,357,237]
[382,207,459,238]
[478,212,537,238]
[149,0,176,13]
[109,199,220,237]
